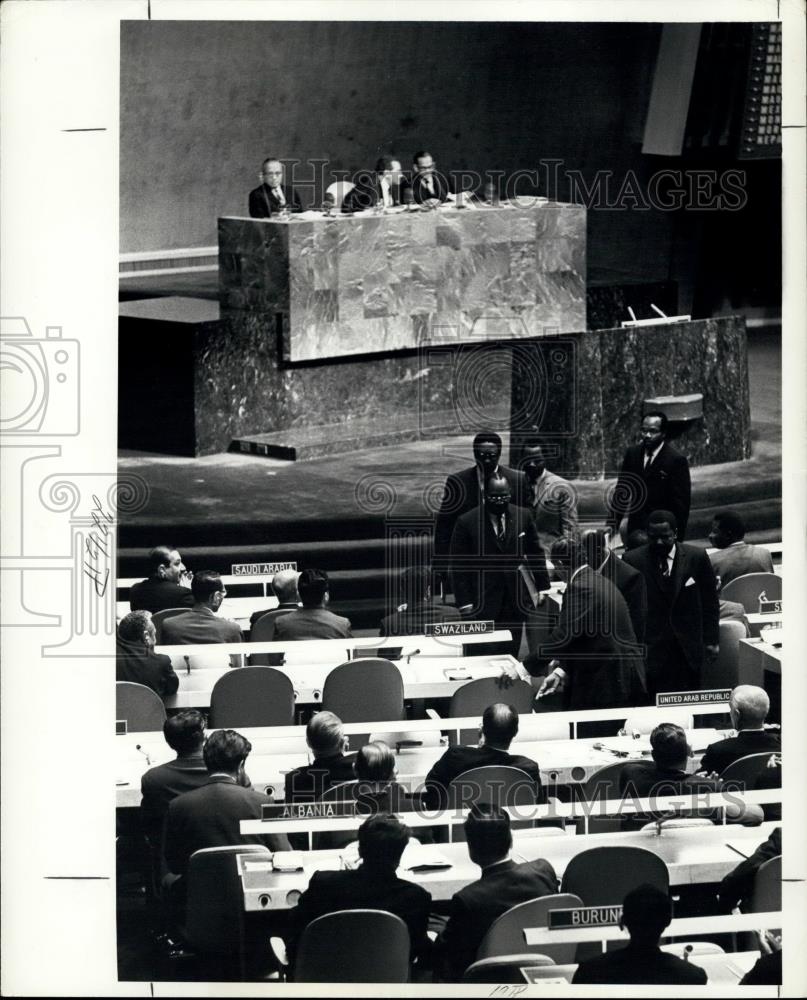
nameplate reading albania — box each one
[231,561,298,577]
[548,905,623,929]
[425,620,495,637]
[261,802,357,821]
[656,688,731,707]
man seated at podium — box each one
[248,157,302,217]
[342,155,408,212]
[410,149,453,205]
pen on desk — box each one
[726,843,750,860]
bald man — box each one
[249,568,301,631]
[697,685,781,776]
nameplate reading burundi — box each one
[261,802,357,821]
[548,905,623,929]
[425,620,495,637]
[231,561,298,576]
[656,688,731,707]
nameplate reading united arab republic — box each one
[231,561,298,576]
[425,620,495,637]
[548,905,623,929]
[656,688,731,707]
[261,802,357,821]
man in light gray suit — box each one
[273,568,353,641]
[708,511,774,589]
[521,443,578,559]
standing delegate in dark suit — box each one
[434,804,558,981]
[285,814,432,969]
[572,885,707,985]
[582,528,648,645]
[116,610,179,699]
[449,475,549,656]
[623,510,720,695]
[608,411,691,540]
[129,545,194,614]
[433,431,527,591]
[708,510,775,588]
[423,704,542,809]
[342,155,408,212]
[697,684,781,776]
[248,157,302,218]
[163,730,289,881]
[410,149,453,204]
[527,537,646,711]
[521,443,579,558]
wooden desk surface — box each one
[238,821,780,910]
[739,637,783,686]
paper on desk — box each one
[399,840,452,872]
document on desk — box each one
[399,840,452,873]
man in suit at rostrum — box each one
[608,410,691,540]
[248,157,302,217]
[342,155,408,212]
[622,509,720,696]
[449,473,549,657]
[410,149,453,205]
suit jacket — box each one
[163,775,289,877]
[699,728,781,777]
[449,503,549,621]
[600,552,648,645]
[129,577,194,615]
[342,176,409,212]
[248,183,302,218]
[287,866,432,964]
[608,441,691,539]
[248,601,298,631]
[709,542,774,589]
[524,567,647,711]
[572,943,707,985]
[718,826,781,912]
[273,606,353,641]
[433,464,528,565]
[379,601,461,638]
[527,470,579,556]
[115,638,179,698]
[436,858,558,980]
[423,743,542,810]
[410,170,451,204]
[283,752,358,804]
[160,607,243,645]
[623,542,720,673]
[140,752,210,846]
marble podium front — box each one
[218,200,586,362]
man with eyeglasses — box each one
[410,149,453,205]
[248,156,302,217]
[449,474,549,656]
[160,570,243,645]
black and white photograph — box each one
[1,1,805,995]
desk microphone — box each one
[135,744,152,766]
[403,648,421,664]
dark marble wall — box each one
[510,316,751,477]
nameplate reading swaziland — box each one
[425,620,495,637]
[656,688,731,707]
[759,599,782,615]
[231,561,298,577]
[261,802,357,821]
[548,905,623,929]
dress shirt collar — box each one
[569,563,589,586]
[208,773,237,783]
[644,441,664,467]
[481,857,514,876]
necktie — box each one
[658,553,670,578]
[276,187,286,207]
[381,180,391,207]
[644,452,652,469]
[497,514,506,542]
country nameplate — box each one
[656,688,732,707]
[261,801,358,821]
[116,720,127,735]
[548,905,623,929]
[759,599,782,615]
[231,561,298,576]
[425,620,495,637]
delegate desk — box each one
[115,727,729,808]
[236,821,781,911]
[521,951,761,986]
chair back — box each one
[449,677,535,718]
[322,659,404,723]
[150,607,189,643]
[462,954,555,984]
[249,608,295,663]
[116,681,167,732]
[448,765,538,810]
[719,752,779,787]
[477,893,583,964]
[294,909,410,982]
[184,845,269,954]
[622,708,693,735]
[702,619,747,689]
[749,855,782,913]
[560,846,669,905]
[575,761,635,833]
[209,666,295,728]
[720,572,781,614]
[325,180,355,208]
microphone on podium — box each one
[135,744,152,766]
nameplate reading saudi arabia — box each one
[548,905,623,929]
[425,620,495,637]
[261,802,357,821]
[656,688,731,707]
[231,561,298,576]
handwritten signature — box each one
[82,494,113,597]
